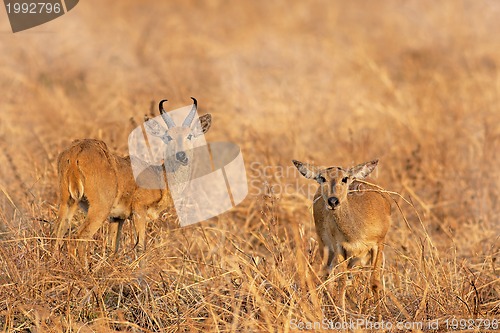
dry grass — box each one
[1,0,499,332]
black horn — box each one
[158,99,176,129]
[182,97,198,127]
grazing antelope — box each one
[292,159,391,296]
[53,98,211,259]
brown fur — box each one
[53,110,212,260]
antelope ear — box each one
[348,159,378,179]
[144,118,166,137]
[191,114,212,137]
[292,160,319,179]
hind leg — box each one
[74,207,110,260]
[133,209,147,255]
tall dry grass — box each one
[0,0,499,331]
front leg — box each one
[333,244,349,321]
[108,217,125,254]
[75,207,109,261]
[322,246,335,280]
[370,244,385,321]
[132,209,147,257]
[53,201,78,252]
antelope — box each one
[292,159,391,297]
[53,98,211,260]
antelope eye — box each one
[341,176,349,183]
[164,135,173,142]
[317,175,327,183]
[187,134,193,140]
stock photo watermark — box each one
[247,161,381,199]
[289,317,499,331]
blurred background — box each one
[2,0,499,243]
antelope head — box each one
[145,98,212,169]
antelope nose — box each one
[176,151,187,162]
[328,197,340,208]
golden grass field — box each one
[0,0,499,331]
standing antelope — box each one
[53,98,211,259]
[292,159,391,296]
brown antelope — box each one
[292,159,391,296]
[53,98,211,259]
